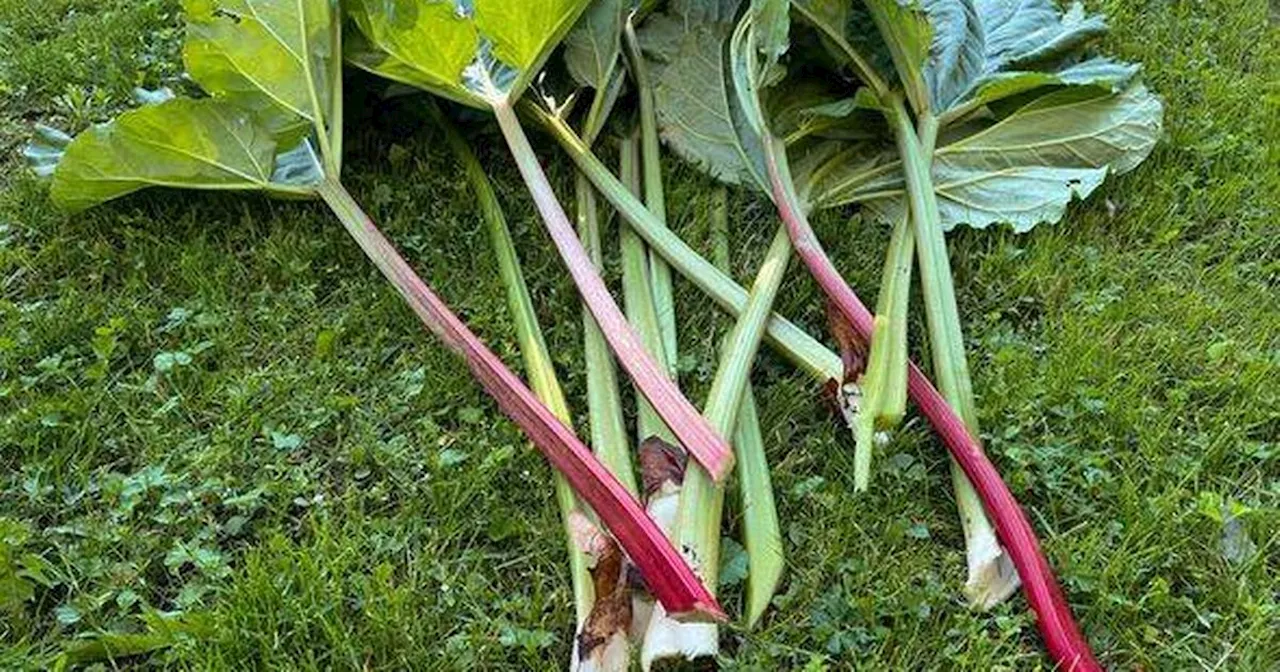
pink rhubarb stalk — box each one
[491,100,734,482]
[318,177,725,622]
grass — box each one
[1,0,1277,669]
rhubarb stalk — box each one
[619,133,680,449]
[491,99,733,482]
[891,106,1018,608]
[644,206,794,668]
[709,188,785,629]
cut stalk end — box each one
[640,611,719,672]
[953,463,1021,609]
[853,418,875,493]
[964,547,1021,611]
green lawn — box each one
[1,1,1277,669]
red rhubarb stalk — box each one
[762,145,1099,671]
[318,177,725,623]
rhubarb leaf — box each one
[923,0,985,111]
[48,99,310,212]
[639,0,769,190]
[563,0,625,90]
[42,0,348,211]
[811,83,1163,230]
[346,0,593,107]
[182,0,339,143]
[344,1,481,106]
[797,0,1141,117]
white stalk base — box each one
[953,462,1021,609]
[640,605,718,672]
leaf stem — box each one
[491,99,734,482]
[895,106,1019,609]
[315,177,722,621]
[889,103,976,431]
[575,170,639,493]
[619,133,678,446]
[624,18,679,372]
[853,206,914,490]
[708,199,786,628]
[575,73,639,494]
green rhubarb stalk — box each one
[889,102,1016,607]
[427,100,594,624]
[624,18,679,374]
[852,207,914,490]
[619,134,680,445]
[644,200,794,665]
[709,188,784,629]
[576,172,639,494]
[576,73,639,496]
[890,105,975,430]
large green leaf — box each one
[49,98,310,213]
[942,0,1132,114]
[346,0,593,107]
[797,0,1136,116]
[345,1,482,107]
[811,84,1163,230]
[922,0,984,111]
[978,0,1107,69]
[183,0,339,141]
[956,56,1137,117]
[563,0,625,91]
[640,0,769,189]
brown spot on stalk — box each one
[822,300,871,426]
[827,299,869,384]
[571,514,633,662]
[638,436,687,499]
